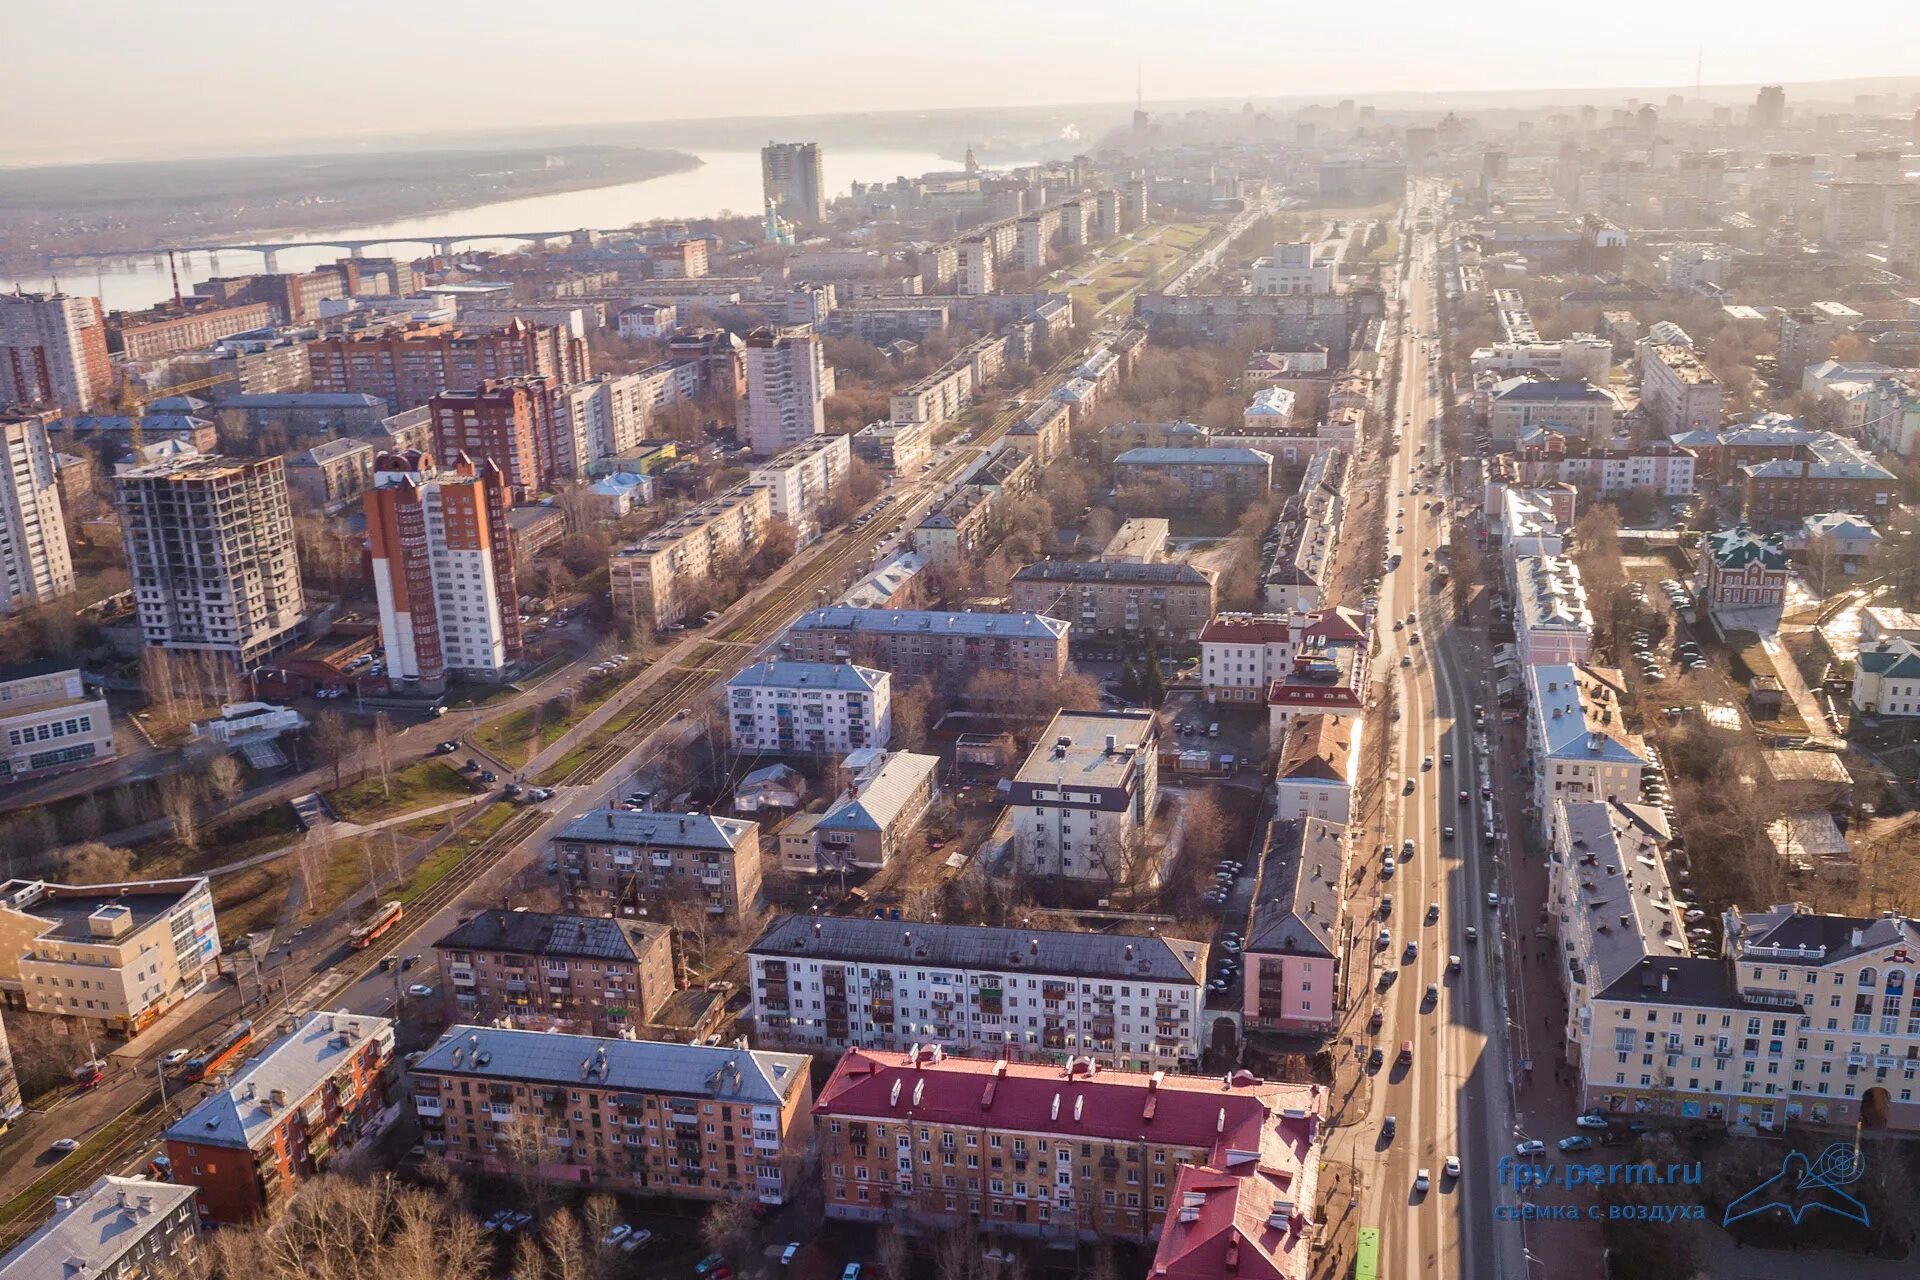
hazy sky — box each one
[10,0,1920,163]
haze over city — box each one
[6,10,1920,1280]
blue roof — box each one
[727,660,887,693]
[788,608,1068,639]
[1113,447,1274,465]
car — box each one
[603,1225,632,1248]
[1426,902,1440,923]
[1221,939,1241,953]
[1382,856,1396,878]
[696,1256,727,1276]
[1367,1044,1384,1069]
[842,1266,863,1280]
[162,1048,190,1067]
[1515,1140,1546,1156]
[401,954,420,970]
[1415,1168,1431,1193]
[1444,1155,1461,1179]
[50,1138,79,1154]
[622,1230,652,1253]
[1398,1040,1414,1065]
[379,956,397,971]
[479,770,497,783]
[483,1211,510,1232]
[1442,825,1455,840]
[1458,790,1469,804]
[1376,927,1392,949]
[1575,1113,1610,1130]
[1558,1135,1595,1152]
[1400,653,1412,667]
[406,983,433,997]
[1424,982,1439,1005]
[1404,940,1419,960]
[1447,954,1461,972]
[781,1244,802,1266]
[433,741,458,754]
[1382,1115,1397,1139]
[1486,892,1500,909]
[1422,755,1433,771]
[1393,619,1404,631]
[505,1212,533,1233]
[1380,895,1393,918]
[1369,1006,1385,1032]
[1402,840,1416,859]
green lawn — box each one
[394,804,518,905]
[325,759,477,824]
[475,670,628,767]
[209,860,293,938]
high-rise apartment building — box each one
[0,413,74,610]
[761,142,826,224]
[0,292,111,413]
[744,327,826,457]
[307,320,589,412]
[428,377,560,496]
[365,451,522,691]
[113,455,305,671]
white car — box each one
[1444,1155,1461,1179]
[602,1225,632,1248]
[406,983,434,998]
[1414,1168,1431,1193]
[50,1138,79,1154]
[1515,1139,1546,1156]
[622,1230,652,1253]
[161,1048,191,1067]
[782,1244,801,1265]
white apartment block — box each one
[1515,556,1593,666]
[1527,665,1647,845]
[1198,613,1297,704]
[0,415,74,610]
[1009,710,1160,887]
[1638,340,1725,435]
[748,433,850,541]
[747,916,1208,1070]
[0,665,114,782]
[956,238,995,296]
[1250,242,1334,295]
[890,358,975,427]
[745,327,826,457]
[560,373,655,471]
[1851,636,1920,718]
[1470,337,1613,386]
[1579,899,1920,1134]
[726,660,891,756]
[113,455,305,671]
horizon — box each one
[8,0,1920,165]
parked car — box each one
[1558,1135,1595,1152]
[781,1244,801,1266]
[1515,1140,1546,1156]
[1575,1113,1610,1130]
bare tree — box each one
[309,710,355,790]
[934,1227,977,1280]
[54,841,134,884]
[372,712,394,800]
[207,754,245,808]
[159,775,202,851]
[700,1195,756,1264]
[875,1225,908,1280]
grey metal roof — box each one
[556,810,756,850]
[0,1177,196,1280]
[297,437,374,466]
[432,910,668,961]
[1558,800,1688,994]
[1010,560,1211,585]
[1014,709,1156,788]
[816,751,939,834]
[1113,447,1274,466]
[726,660,888,694]
[787,607,1068,639]
[1247,817,1342,960]
[412,1025,808,1107]
[164,1012,394,1150]
[750,915,1207,985]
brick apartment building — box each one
[814,1045,1323,1274]
[1010,561,1216,649]
[411,1027,813,1205]
[431,910,675,1037]
[307,320,589,412]
[552,810,764,925]
[163,1012,395,1222]
[780,608,1070,684]
[428,377,563,496]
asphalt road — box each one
[1336,186,1524,1280]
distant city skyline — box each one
[8,1,1920,163]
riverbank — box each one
[0,144,703,271]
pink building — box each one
[1243,817,1345,1034]
[1695,526,1790,608]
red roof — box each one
[815,1049,1319,1159]
[1150,1164,1317,1280]
[1199,615,1293,646]
[1301,606,1366,642]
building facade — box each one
[0,663,114,781]
[762,142,826,223]
[163,1012,394,1222]
[412,1026,814,1204]
[0,293,111,413]
[553,810,764,925]
[307,320,589,413]
[609,484,771,629]
[1009,561,1215,649]
[432,910,675,1037]
[1009,710,1160,886]
[0,413,74,610]
[113,455,306,671]
[748,433,851,541]
[1526,665,1647,844]
[744,327,826,457]
[1273,718,1355,825]
[0,1177,198,1280]
[365,450,521,689]
[780,607,1070,684]
[1244,818,1346,1034]
[750,918,1206,1068]
[725,660,891,756]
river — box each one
[1,148,954,314]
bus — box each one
[1355,1228,1380,1280]
[184,1020,253,1083]
[350,900,404,950]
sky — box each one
[10,0,1920,164]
